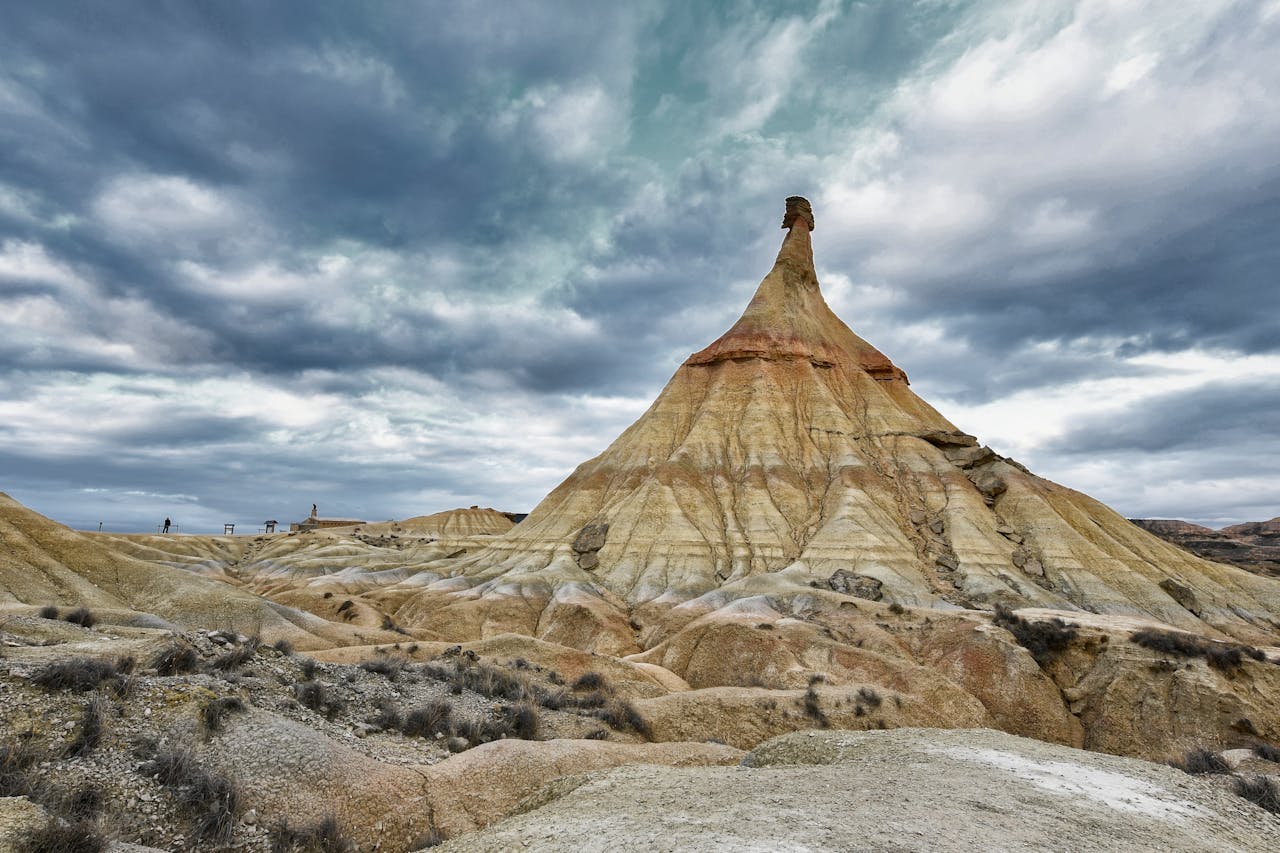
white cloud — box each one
[91,174,255,251]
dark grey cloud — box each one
[2,0,1278,531]
[1057,379,1280,455]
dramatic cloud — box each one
[1,0,1277,531]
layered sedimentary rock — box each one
[402,199,1279,647]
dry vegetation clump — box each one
[1129,628,1266,673]
[1254,743,1280,763]
[200,696,247,735]
[38,604,60,619]
[208,639,259,672]
[3,736,108,851]
[370,698,403,732]
[402,699,453,739]
[143,746,242,846]
[272,639,295,655]
[32,657,132,693]
[18,818,107,853]
[1233,775,1280,814]
[64,606,97,628]
[593,699,651,739]
[359,658,403,680]
[295,680,346,719]
[269,814,357,852]
[992,605,1077,666]
[802,674,830,728]
[65,696,107,757]
[380,614,411,636]
[0,736,45,799]
[151,641,201,676]
[1169,748,1231,775]
[572,671,606,691]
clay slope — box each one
[341,507,516,537]
[0,492,402,648]
[408,201,1279,646]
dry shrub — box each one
[993,605,1077,666]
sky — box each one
[1,0,1278,533]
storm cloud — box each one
[2,0,1277,531]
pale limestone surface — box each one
[434,728,1280,853]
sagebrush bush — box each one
[506,703,540,740]
[146,745,242,845]
[1129,628,1262,673]
[1170,748,1230,775]
[572,672,606,692]
[66,697,107,757]
[572,690,609,710]
[18,818,106,853]
[38,605,59,620]
[857,687,883,709]
[32,658,122,693]
[143,748,196,786]
[359,658,402,680]
[151,642,200,676]
[992,605,1077,666]
[58,784,104,821]
[181,767,241,845]
[0,738,44,799]
[272,639,295,656]
[209,641,258,673]
[380,614,410,635]
[595,700,652,739]
[200,697,247,734]
[64,607,97,628]
[802,686,829,728]
[402,700,452,739]
[1232,775,1280,814]
[371,699,402,731]
[295,681,344,719]
[270,814,356,852]
[1254,743,1280,763]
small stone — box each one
[928,520,945,535]
[1012,549,1027,568]
[242,809,258,826]
[909,510,927,525]
[935,554,958,571]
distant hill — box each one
[1130,517,1280,578]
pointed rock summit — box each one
[687,196,905,383]
[440,199,1276,644]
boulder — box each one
[825,570,883,600]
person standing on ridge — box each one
[162,517,171,534]
[311,503,317,518]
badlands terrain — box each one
[2,198,1279,850]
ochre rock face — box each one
[431,202,1279,649]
